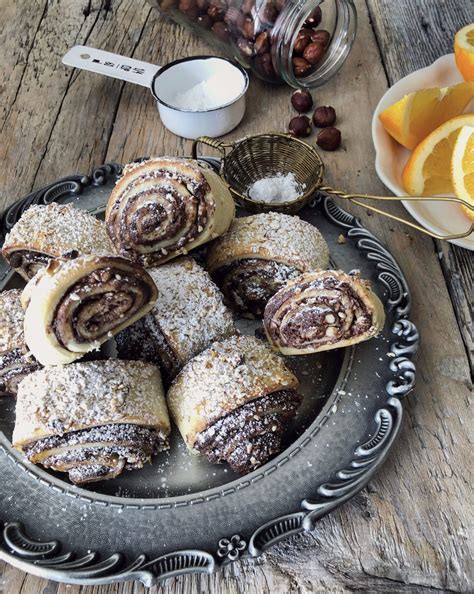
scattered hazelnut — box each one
[292,57,312,77]
[304,6,322,28]
[316,127,341,151]
[289,115,312,137]
[310,29,330,46]
[303,42,325,65]
[312,105,336,127]
[254,31,270,55]
[293,28,312,54]
[291,89,313,113]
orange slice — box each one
[451,125,474,220]
[379,82,474,150]
[455,23,474,82]
[402,114,474,196]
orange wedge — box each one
[451,125,474,220]
[455,24,474,82]
[402,114,474,196]
[379,82,474,150]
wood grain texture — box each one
[0,0,472,593]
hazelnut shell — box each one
[316,127,341,151]
[312,105,336,127]
[289,115,312,138]
[291,89,313,113]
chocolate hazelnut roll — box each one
[13,360,170,484]
[167,335,301,474]
[22,255,158,366]
[206,212,329,318]
[264,270,385,354]
[2,203,115,280]
[105,158,235,267]
[116,257,236,382]
[0,289,41,395]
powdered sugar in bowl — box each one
[152,56,249,139]
[62,46,249,140]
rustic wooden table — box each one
[0,1,472,592]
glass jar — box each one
[147,0,357,88]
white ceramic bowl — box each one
[372,53,474,250]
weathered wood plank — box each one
[0,0,472,593]
[366,0,474,377]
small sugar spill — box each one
[171,73,243,111]
[248,172,305,204]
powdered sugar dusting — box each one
[0,289,26,352]
[167,335,299,446]
[2,203,115,259]
[13,360,170,447]
[148,257,236,363]
[207,212,329,273]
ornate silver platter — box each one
[0,162,418,586]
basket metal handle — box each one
[192,136,233,161]
[321,186,474,241]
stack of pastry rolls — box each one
[1,157,385,485]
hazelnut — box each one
[254,52,277,80]
[197,14,212,27]
[254,31,270,55]
[207,0,226,21]
[275,0,286,10]
[292,57,312,77]
[293,28,312,55]
[304,6,322,28]
[196,0,209,9]
[312,105,336,127]
[289,115,312,137]
[258,1,278,25]
[241,17,256,40]
[291,89,313,113]
[303,42,325,65]
[211,21,230,41]
[310,29,330,46]
[316,127,341,150]
[237,37,255,59]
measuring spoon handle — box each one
[62,45,160,88]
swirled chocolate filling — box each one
[53,266,153,348]
[23,423,168,484]
[0,349,41,395]
[214,258,302,318]
[7,250,51,279]
[194,389,302,474]
[265,276,374,348]
[107,169,212,267]
[115,314,179,385]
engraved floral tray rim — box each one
[0,162,419,587]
